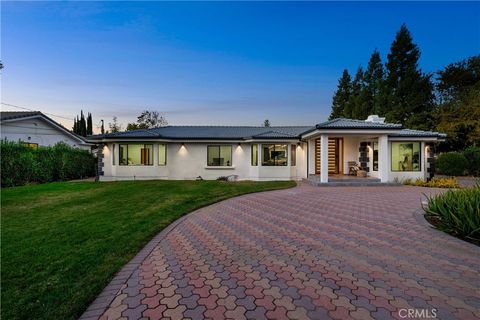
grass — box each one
[1,179,296,320]
[424,184,480,245]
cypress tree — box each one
[329,69,352,120]
[73,118,77,134]
[80,111,86,137]
[87,113,93,135]
[346,66,365,119]
[383,24,435,130]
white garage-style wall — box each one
[100,141,307,181]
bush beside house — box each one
[463,146,480,177]
[1,141,96,187]
[436,152,468,176]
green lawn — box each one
[1,180,295,320]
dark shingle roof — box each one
[88,118,446,141]
[389,129,447,138]
[315,118,402,129]
[89,126,313,140]
[0,111,42,121]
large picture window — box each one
[391,142,420,171]
[251,144,258,166]
[373,142,378,171]
[262,144,288,166]
[158,144,166,166]
[207,145,232,166]
[119,144,153,166]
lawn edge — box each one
[79,181,297,320]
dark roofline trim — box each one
[87,136,303,142]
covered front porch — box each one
[305,134,390,184]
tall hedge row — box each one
[437,146,480,177]
[1,141,96,187]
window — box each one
[391,142,420,172]
[207,145,232,166]
[119,144,153,165]
[158,144,166,166]
[373,142,378,171]
[262,144,288,166]
[112,144,116,165]
[251,144,258,166]
[20,142,38,149]
[291,144,296,166]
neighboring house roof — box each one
[87,117,446,141]
[0,111,89,144]
[0,111,43,121]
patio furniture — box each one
[356,170,367,178]
[348,161,362,176]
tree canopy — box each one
[328,24,479,151]
[126,110,168,131]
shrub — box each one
[424,184,480,243]
[1,141,96,187]
[436,152,468,176]
[404,177,459,188]
[464,146,480,176]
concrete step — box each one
[304,178,400,187]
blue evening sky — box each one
[2,1,479,131]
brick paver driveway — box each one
[84,184,480,320]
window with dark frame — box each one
[391,142,421,172]
[291,144,296,166]
[207,145,232,166]
[251,144,258,166]
[262,144,288,166]
[112,144,116,165]
[373,142,378,171]
[118,144,153,166]
[158,144,167,166]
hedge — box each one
[436,152,468,176]
[463,146,480,177]
[1,141,96,187]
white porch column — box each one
[378,135,389,183]
[308,139,316,175]
[320,134,329,183]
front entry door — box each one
[315,138,343,175]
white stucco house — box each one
[0,111,92,150]
[88,115,446,184]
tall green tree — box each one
[109,116,122,133]
[347,66,365,119]
[72,118,77,134]
[383,24,435,130]
[436,55,480,151]
[361,49,385,117]
[329,69,352,120]
[87,113,93,135]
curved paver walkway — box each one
[82,184,480,320]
